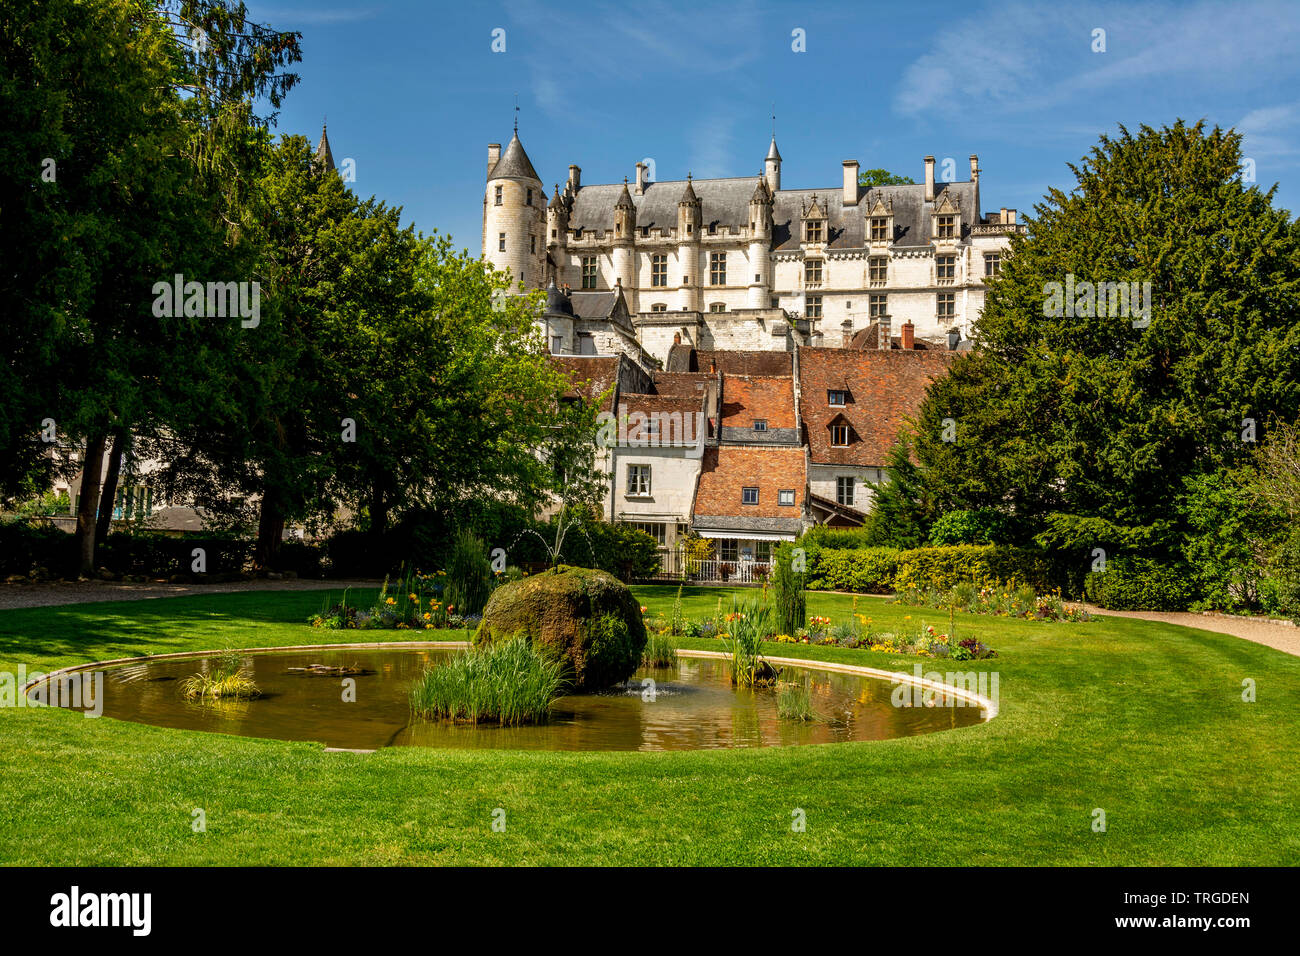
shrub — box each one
[0,521,76,576]
[804,545,899,592]
[1084,556,1200,611]
[771,542,807,634]
[409,634,568,725]
[893,544,1053,593]
[928,509,1008,546]
[445,530,493,616]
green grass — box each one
[409,634,568,725]
[1,584,1299,865]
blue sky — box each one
[249,0,1300,254]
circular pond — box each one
[29,645,989,751]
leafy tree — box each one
[860,436,934,548]
[858,169,915,187]
[913,121,1300,570]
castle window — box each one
[870,218,890,241]
[710,252,726,285]
[937,291,956,319]
[869,256,888,283]
[936,254,956,280]
[741,487,759,506]
[804,219,824,243]
[709,302,726,313]
[576,332,596,355]
[806,295,822,318]
[984,252,1002,276]
[937,214,956,239]
[869,294,887,319]
[805,259,822,285]
[828,390,847,407]
[581,257,598,289]
[495,185,503,206]
[526,188,533,206]
[498,233,506,252]
[651,303,667,313]
[651,254,667,287]
[530,235,537,254]
[641,226,649,237]
[831,424,850,447]
[836,476,854,506]
[708,223,717,235]
[686,223,693,235]
[550,335,563,354]
[551,229,557,239]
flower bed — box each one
[893,582,1092,623]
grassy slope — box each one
[1,584,1297,865]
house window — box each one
[550,335,563,354]
[984,252,1002,276]
[805,219,824,243]
[755,540,773,563]
[494,185,503,206]
[627,464,651,496]
[710,252,727,285]
[741,486,759,505]
[869,294,887,319]
[827,390,846,406]
[627,521,666,546]
[651,303,667,313]
[831,424,850,446]
[526,188,533,206]
[937,291,956,319]
[806,294,822,318]
[753,419,767,432]
[836,476,854,506]
[937,214,956,239]
[498,232,506,252]
[778,489,795,506]
[870,217,890,241]
[720,539,739,562]
[805,259,822,285]
[869,257,888,283]
[936,254,956,279]
[651,254,667,287]
[709,302,726,313]
[576,332,596,355]
[581,256,598,289]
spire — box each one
[766,136,782,163]
[548,184,564,209]
[615,177,634,209]
[679,172,699,204]
[313,120,335,171]
[751,173,770,203]
[488,131,540,182]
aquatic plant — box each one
[776,676,821,722]
[642,631,679,668]
[409,634,568,726]
[181,662,261,702]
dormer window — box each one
[828,390,847,406]
[870,218,889,241]
[937,214,956,239]
[831,424,850,446]
[805,219,824,243]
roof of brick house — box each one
[665,346,793,376]
[692,445,806,536]
[719,375,798,444]
[651,371,713,399]
[548,354,621,413]
[798,348,954,467]
[616,392,707,445]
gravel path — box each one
[1080,604,1300,658]
[0,578,378,611]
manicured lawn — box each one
[1,584,1298,865]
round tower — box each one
[765,136,782,192]
[546,184,568,286]
[747,174,773,309]
[676,174,701,312]
[612,178,637,309]
[482,131,545,291]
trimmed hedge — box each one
[893,544,1054,593]
[805,546,900,593]
[1084,556,1200,611]
[0,522,76,576]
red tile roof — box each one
[693,446,806,518]
[720,375,796,429]
[798,348,954,466]
[651,371,712,399]
[616,393,706,444]
[548,355,620,412]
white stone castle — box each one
[481,128,1025,366]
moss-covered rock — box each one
[474,566,647,689]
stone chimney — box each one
[924,155,935,202]
[1007,208,1017,224]
[487,143,501,179]
[568,164,581,190]
[947,327,961,350]
[635,161,648,196]
[673,331,681,345]
[1000,207,1007,223]
[901,320,915,350]
[879,316,892,349]
[842,160,859,206]
[841,318,853,348]
[969,155,979,184]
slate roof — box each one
[567,291,618,320]
[797,348,954,467]
[566,172,977,251]
[314,123,334,170]
[488,133,541,183]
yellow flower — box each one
[423,613,431,621]
[409,593,417,601]
[385,597,396,606]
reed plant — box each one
[721,594,777,687]
[642,631,679,668]
[181,661,261,702]
[776,675,820,722]
[409,634,568,725]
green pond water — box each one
[36,646,985,751]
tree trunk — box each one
[255,496,285,571]
[96,428,127,543]
[74,432,108,576]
